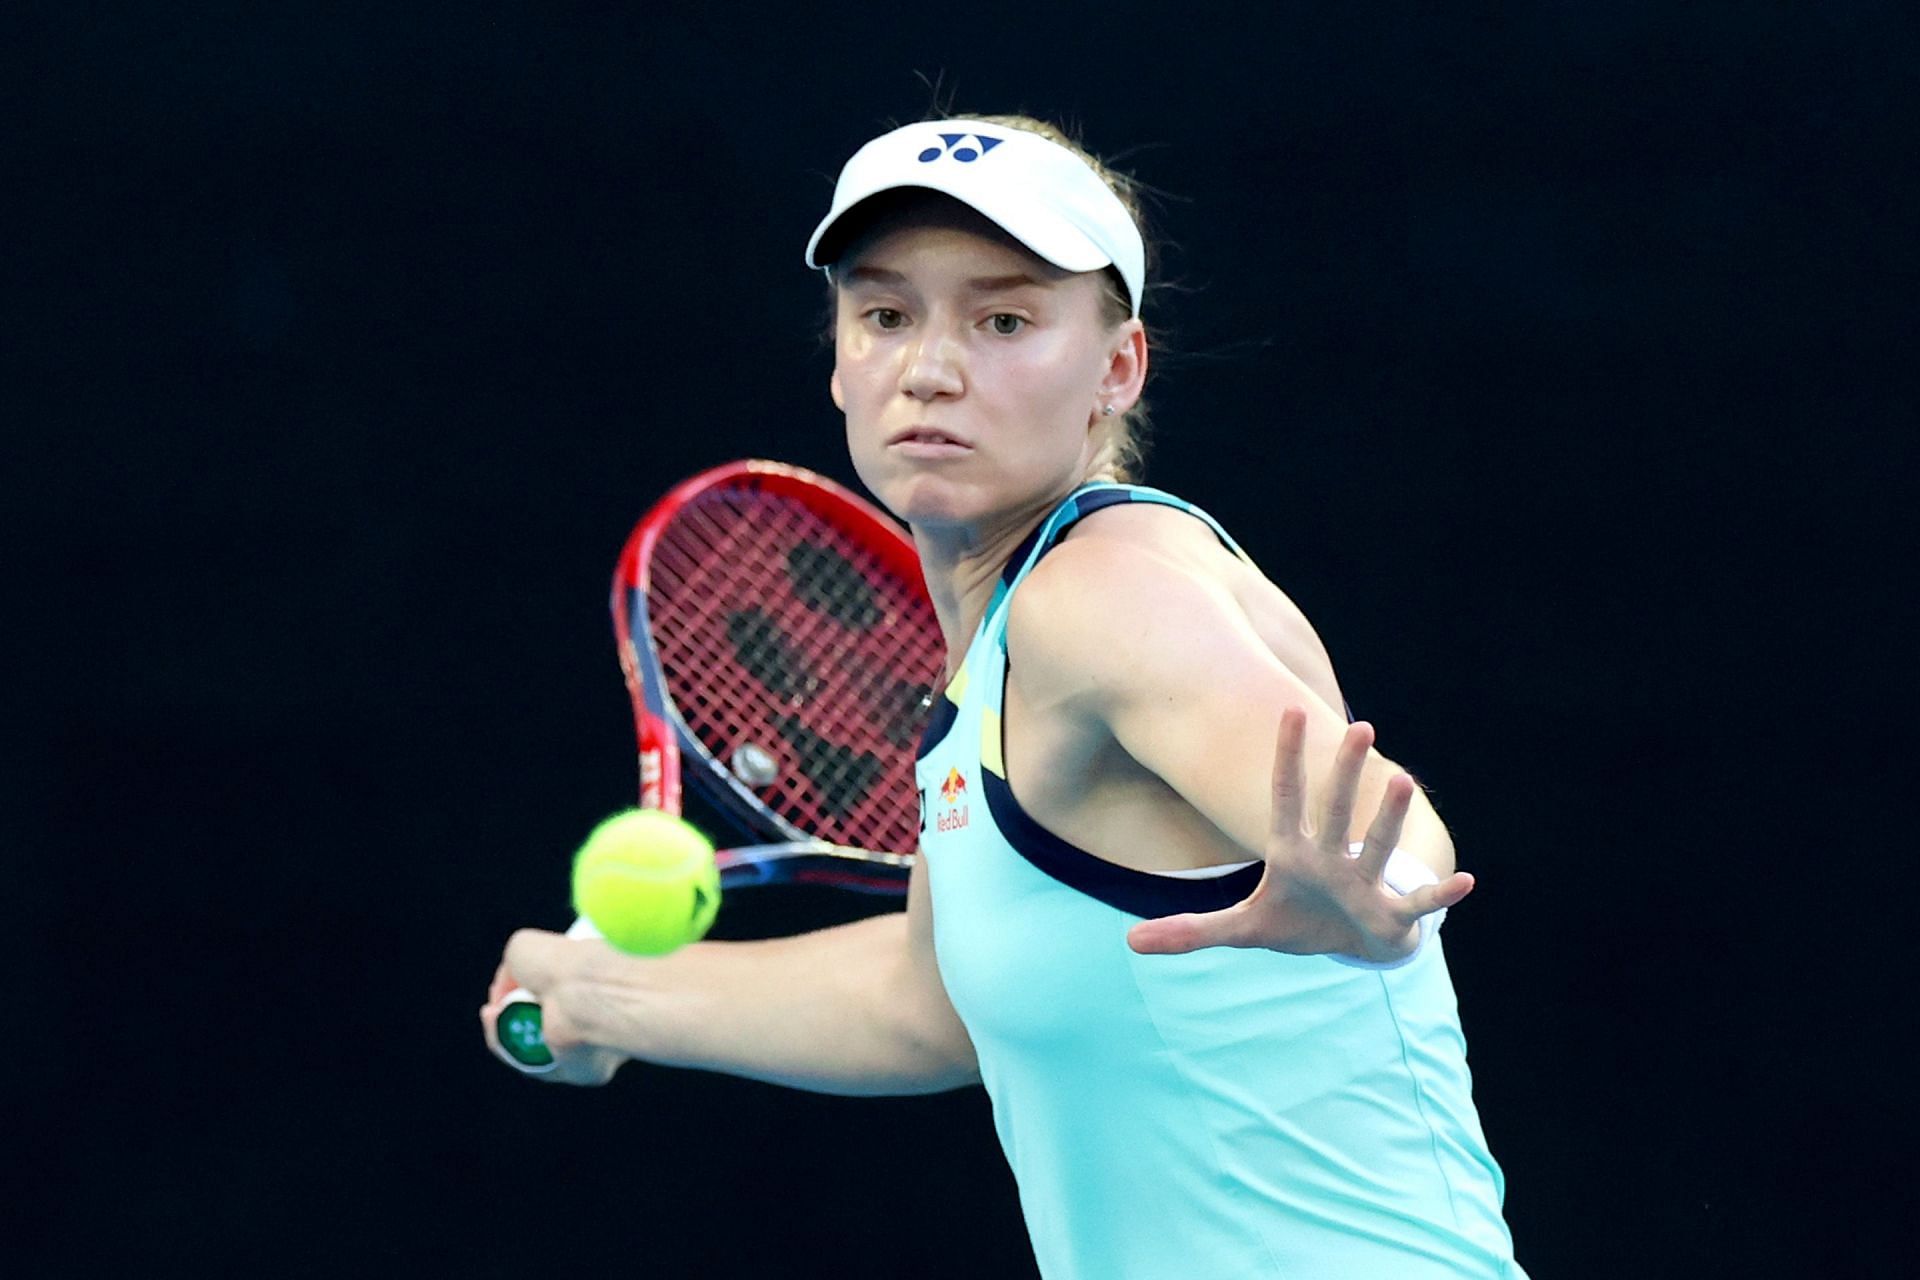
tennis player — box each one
[487,116,1527,1278]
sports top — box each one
[914,482,1526,1279]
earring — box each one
[1101,404,1117,417]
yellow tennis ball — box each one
[570,810,721,956]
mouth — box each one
[887,427,972,449]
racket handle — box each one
[491,917,602,1075]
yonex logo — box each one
[918,133,1003,164]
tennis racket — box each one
[492,459,945,1073]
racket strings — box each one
[657,549,918,835]
[645,484,942,852]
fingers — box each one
[1407,871,1476,916]
[1387,872,1475,929]
[1269,707,1308,839]
[486,961,516,1007]
[1356,771,1415,880]
[481,931,566,1067]
[1438,870,1475,908]
[481,930,632,1082]
[1127,906,1252,955]
[536,992,583,1054]
[1319,720,1375,846]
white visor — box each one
[804,119,1145,317]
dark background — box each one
[13,3,1911,1276]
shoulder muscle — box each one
[1007,504,1341,718]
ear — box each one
[1097,319,1148,414]
[830,367,845,411]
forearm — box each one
[557,912,980,1097]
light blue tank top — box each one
[915,483,1526,1279]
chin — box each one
[866,462,981,531]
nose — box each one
[899,325,963,402]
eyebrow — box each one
[841,265,1053,293]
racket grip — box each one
[491,917,603,1075]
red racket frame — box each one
[610,457,937,874]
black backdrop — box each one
[14,4,1911,1276]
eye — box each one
[987,313,1026,336]
[866,308,906,330]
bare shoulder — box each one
[1006,501,1346,713]
[1005,505,1214,674]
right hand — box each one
[1127,710,1472,964]
[480,929,629,1086]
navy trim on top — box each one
[997,514,1049,588]
[980,767,1265,918]
[1057,485,1139,524]
[915,692,958,762]
[996,485,1140,588]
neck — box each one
[912,485,1082,677]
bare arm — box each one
[1012,527,1470,961]
[1016,532,1454,872]
[481,855,979,1094]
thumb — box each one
[1127,910,1244,956]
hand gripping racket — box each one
[493,460,945,1072]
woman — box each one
[487,116,1525,1278]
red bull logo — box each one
[935,767,970,833]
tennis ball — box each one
[570,810,721,956]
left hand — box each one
[480,931,630,1086]
[1127,707,1474,963]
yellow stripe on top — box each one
[980,704,1005,778]
[945,661,969,708]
